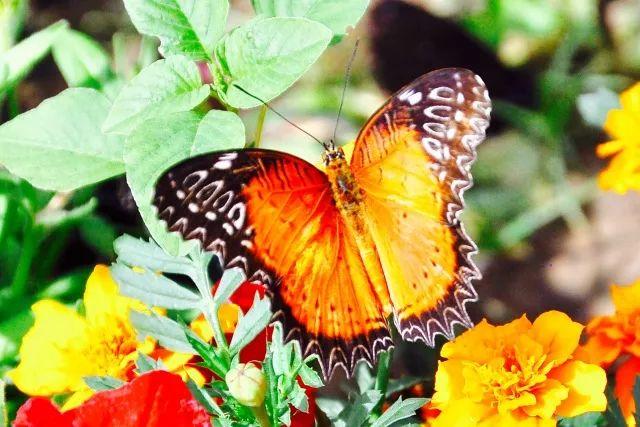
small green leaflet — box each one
[123,0,229,61]
[214,17,331,108]
[135,353,167,374]
[113,235,194,277]
[130,310,197,354]
[370,397,429,427]
[212,268,246,308]
[84,375,124,391]
[103,55,211,135]
[229,294,271,355]
[0,88,125,191]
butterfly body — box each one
[154,68,491,379]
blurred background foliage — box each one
[2,0,640,416]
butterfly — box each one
[153,68,491,379]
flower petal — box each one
[432,360,467,408]
[549,360,607,417]
[611,281,640,316]
[522,379,568,418]
[615,356,640,419]
[84,265,146,324]
[13,398,68,427]
[529,311,583,366]
[8,300,91,396]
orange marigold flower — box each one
[596,82,640,194]
[430,311,607,427]
[577,280,640,366]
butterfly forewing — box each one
[153,149,392,379]
[350,68,491,345]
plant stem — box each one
[251,405,270,427]
[371,350,393,419]
[11,225,43,297]
[192,251,228,350]
[253,105,268,148]
[7,88,19,119]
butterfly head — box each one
[322,143,345,166]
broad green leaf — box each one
[124,110,245,256]
[83,375,124,391]
[577,87,620,128]
[212,267,246,307]
[251,0,369,38]
[0,20,68,93]
[130,310,197,354]
[370,397,428,427]
[123,0,229,60]
[113,234,194,276]
[215,17,331,108]
[103,56,211,135]
[229,294,271,354]
[52,29,113,89]
[111,264,202,310]
[0,88,124,191]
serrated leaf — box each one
[124,110,244,256]
[113,234,193,276]
[0,88,124,191]
[52,29,113,89]
[83,375,124,391]
[214,17,331,108]
[577,87,620,128]
[336,390,382,427]
[130,310,196,354]
[355,361,375,393]
[135,352,165,373]
[272,341,294,377]
[370,397,428,427]
[298,362,323,388]
[103,56,211,135]
[123,0,229,60]
[212,267,246,307]
[386,376,427,397]
[187,379,225,417]
[0,20,68,93]
[229,294,271,354]
[111,264,201,310]
[251,0,369,38]
[289,382,309,412]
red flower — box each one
[14,371,210,427]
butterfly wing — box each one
[153,150,392,378]
[350,68,491,345]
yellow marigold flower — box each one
[597,82,640,194]
[430,311,607,427]
[577,279,640,367]
[9,265,151,409]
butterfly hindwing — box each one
[350,68,491,344]
[153,150,392,378]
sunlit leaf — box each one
[52,29,113,89]
[130,310,197,354]
[229,294,271,355]
[370,397,428,427]
[83,375,124,391]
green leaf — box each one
[130,310,197,353]
[558,412,606,427]
[0,20,68,93]
[315,397,346,421]
[123,0,229,60]
[83,375,124,391]
[111,264,202,310]
[37,269,90,300]
[370,397,428,427]
[298,361,323,388]
[113,234,193,276]
[124,110,245,255]
[135,353,166,373]
[229,294,271,355]
[36,197,97,228]
[0,88,125,191]
[78,215,117,258]
[251,0,369,38]
[385,376,427,397]
[336,390,382,427]
[103,56,211,135]
[214,17,331,108]
[605,387,626,427]
[212,267,246,308]
[52,29,113,89]
[289,382,309,412]
[0,379,5,427]
[577,87,620,128]
[187,379,225,417]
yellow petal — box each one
[523,379,568,418]
[611,281,640,315]
[619,82,640,114]
[431,399,485,427]
[61,387,95,411]
[190,316,214,342]
[432,360,467,408]
[218,303,240,334]
[84,265,146,325]
[529,311,583,366]
[8,300,92,396]
[497,391,536,414]
[549,360,607,417]
[604,109,640,142]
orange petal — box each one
[574,334,623,367]
[615,357,640,419]
[522,379,568,418]
[611,282,640,315]
[529,311,583,366]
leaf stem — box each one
[11,225,43,296]
[253,104,268,148]
[251,405,270,427]
[192,252,228,350]
[371,350,393,419]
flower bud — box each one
[225,363,267,407]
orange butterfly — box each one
[153,68,491,379]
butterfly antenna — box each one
[232,84,328,150]
[332,39,360,149]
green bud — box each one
[225,362,267,407]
